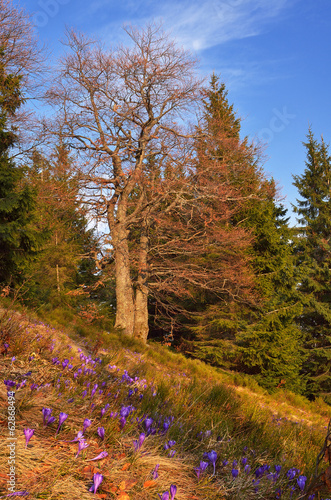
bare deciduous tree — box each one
[47,24,264,342]
[46,24,202,339]
[0,0,45,152]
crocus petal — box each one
[88,451,108,461]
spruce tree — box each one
[292,129,331,402]
[236,201,305,393]
[0,49,41,287]
[188,75,305,393]
[24,144,98,307]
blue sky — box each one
[19,0,331,225]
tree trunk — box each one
[133,232,149,342]
[113,224,135,336]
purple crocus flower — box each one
[4,379,16,389]
[206,450,217,475]
[83,418,92,432]
[170,485,177,500]
[62,359,69,369]
[24,428,35,448]
[120,406,132,418]
[152,464,160,479]
[255,466,265,478]
[88,451,108,461]
[200,461,208,472]
[144,417,153,431]
[158,493,169,500]
[232,469,239,478]
[89,472,103,494]
[286,468,297,480]
[91,383,98,398]
[64,431,84,442]
[56,412,68,435]
[97,427,105,440]
[275,465,282,474]
[119,417,126,429]
[133,433,146,451]
[297,475,307,491]
[244,464,251,474]
[7,491,29,497]
[75,439,89,458]
[42,407,53,427]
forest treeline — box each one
[0,0,330,403]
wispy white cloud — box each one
[89,0,290,51]
[158,0,289,51]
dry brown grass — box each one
[0,307,330,499]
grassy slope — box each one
[0,307,330,500]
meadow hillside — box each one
[0,307,330,500]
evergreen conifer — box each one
[292,129,331,402]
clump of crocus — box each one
[42,407,53,427]
[89,472,103,494]
[158,485,177,500]
[24,428,35,448]
[4,379,16,390]
[62,359,69,369]
[286,467,299,480]
[56,412,68,435]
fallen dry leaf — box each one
[118,492,130,500]
[143,480,157,489]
